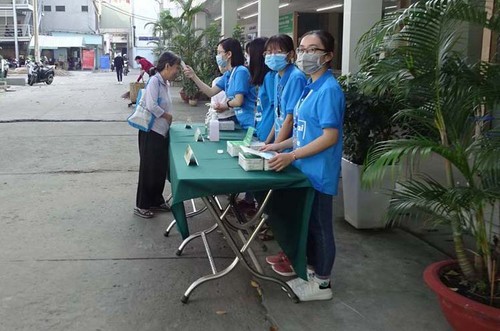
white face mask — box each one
[296,52,326,75]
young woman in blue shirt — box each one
[263,34,307,144]
[262,30,345,302]
[245,37,275,142]
[184,38,256,129]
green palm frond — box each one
[358,0,499,290]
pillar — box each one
[195,11,208,44]
[258,0,279,37]
[341,0,383,74]
[221,0,237,38]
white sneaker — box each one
[286,268,315,288]
[290,279,333,302]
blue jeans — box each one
[307,190,335,277]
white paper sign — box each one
[184,145,199,166]
[194,128,204,142]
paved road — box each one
[0,70,271,330]
[0,70,451,331]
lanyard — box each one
[225,66,238,96]
[276,65,292,117]
[293,87,313,130]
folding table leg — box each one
[164,198,208,237]
[181,195,300,304]
[175,222,218,256]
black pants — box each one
[136,130,170,209]
[116,66,123,82]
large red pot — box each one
[423,260,500,331]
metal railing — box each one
[0,0,34,6]
[0,24,32,38]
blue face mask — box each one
[216,54,228,68]
[265,54,288,71]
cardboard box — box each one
[227,140,246,157]
[227,127,255,157]
[264,158,272,171]
[238,152,263,171]
[219,120,235,131]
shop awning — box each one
[29,35,84,49]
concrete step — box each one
[6,77,26,86]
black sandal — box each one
[150,202,171,212]
[134,207,154,218]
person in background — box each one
[246,37,275,142]
[236,37,277,219]
[262,30,345,301]
[262,34,307,275]
[135,56,155,82]
[134,51,181,219]
[114,53,124,84]
[183,38,256,129]
[263,34,307,144]
[208,65,235,122]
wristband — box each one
[226,100,231,108]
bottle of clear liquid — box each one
[209,113,220,141]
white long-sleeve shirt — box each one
[210,76,234,120]
[142,73,172,136]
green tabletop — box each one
[168,123,314,279]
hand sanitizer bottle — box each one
[209,113,220,141]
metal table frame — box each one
[178,190,299,304]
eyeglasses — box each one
[263,50,288,56]
[296,47,326,55]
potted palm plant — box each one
[338,73,398,229]
[358,1,500,329]
[148,0,205,104]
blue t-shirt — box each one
[255,71,276,142]
[273,65,307,139]
[216,66,256,129]
[292,69,345,195]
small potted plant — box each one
[183,79,199,106]
[338,73,398,229]
[358,1,500,329]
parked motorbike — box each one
[123,60,129,76]
[27,62,55,86]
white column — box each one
[221,0,237,38]
[195,11,207,38]
[258,0,279,37]
[12,0,19,63]
[33,0,40,62]
[342,0,383,75]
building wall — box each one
[100,0,130,30]
[41,0,98,34]
[131,0,159,67]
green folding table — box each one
[168,123,314,303]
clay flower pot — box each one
[423,260,500,331]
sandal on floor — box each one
[258,228,274,241]
[134,207,154,219]
[150,202,171,212]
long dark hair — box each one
[218,38,245,67]
[246,37,270,86]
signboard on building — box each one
[138,36,160,41]
[279,13,294,34]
